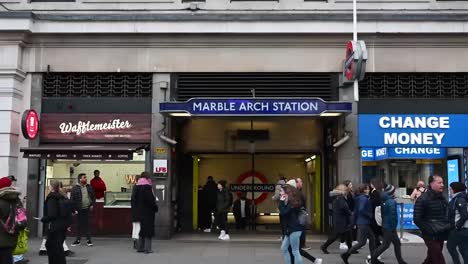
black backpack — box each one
[58,197,73,227]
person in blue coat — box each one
[341,184,379,264]
[369,184,407,264]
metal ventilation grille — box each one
[360,73,468,99]
[43,73,153,97]
[173,73,337,101]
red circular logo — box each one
[236,171,269,205]
[345,40,356,81]
[21,109,39,140]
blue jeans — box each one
[447,229,468,264]
[281,231,303,264]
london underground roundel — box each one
[21,109,39,140]
[236,171,269,204]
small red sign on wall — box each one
[21,109,39,140]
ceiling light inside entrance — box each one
[169,113,191,117]
[320,113,342,117]
[305,155,316,162]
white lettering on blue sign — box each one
[361,149,373,158]
[394,147,441,155]
[383,133,445,145]
[272,102,318,112]
[379,116,450,129]
[375,148,387,157]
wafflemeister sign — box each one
[40,113,151,143]
[359,114,468,147]
[160,98,352,116]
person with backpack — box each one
[216,180,232,241]
[0,176,21,264]
[447,182,468,264]
[341,184,379,264]
[41,180,72,264]
[369,184,407,264]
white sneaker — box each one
[367,255,382,260]
[314,258,322,264]
[352,241,358,245]
[220,234,230,241]
[203,228,211,233]
[218,230,226,240]
[339,242,348,250]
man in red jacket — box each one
[90,170,107,200]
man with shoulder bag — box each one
[414,175,451,264]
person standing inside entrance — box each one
[216,180,232,241]
[90,170,107,200]
[414,175,450,264]
[233,192,251,230]
[71,173,96,247]
[202,176,218,232]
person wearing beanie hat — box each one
[368,184,407,264]
[447,182,468,264]
[0,177,20,264]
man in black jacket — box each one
[71,173,96,247]
[202,176,218,232]
[414,175,450,264]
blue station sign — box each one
[361,147,446,161]
[359,114,468,147]
[160,98,352,116]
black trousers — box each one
[289,247,316,263]
[322,230,352,250]
[77,208,91,241]
[0,247,13,264]
[372,229,405,264]
[346,225,377,257]
[235,217,248,230]
[46,230,67,264]
[216,212,228,233]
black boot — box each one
[137,237,144,253]
[133,239,138,250]
[341,253,350,264]
[144,238,153,254]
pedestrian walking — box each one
[410,180,426,203]
[216,180,232,241]
[202,176,218,232]
[330,180,356,250]
[273,174,288,239]
[368,184,407,264]
[447,182,468,264]
[39,182,75,257]
[42,181,73,264]
[341,184,379,264]
[321,184,353,254]
[0,177,21,264]
[71,173,96,247]
[279,184,304,264]
[133,172,158,254]
[295,178,309,250]
[130,174,141,249]
[414,175,451,264]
